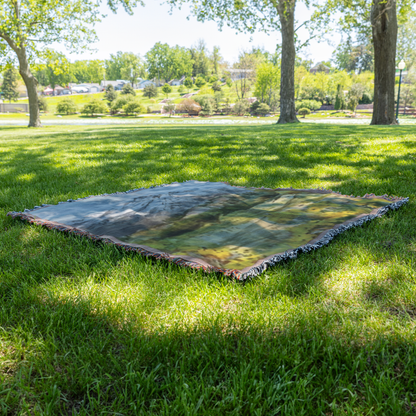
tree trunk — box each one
[277,0,299,124]
[371,0,398,125]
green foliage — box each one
[347,83,365,114]
[104,86,118,103]
[177,98,201,114]
[105,52,146,85]
[195,77,206,88]
[146,42,193,82]
[254,62,280,108]
[334,84,347,110]
[143,84,157,99]
[121,83,136,96]
[178,84,186,94]
[162,83,172,97]
[359,92,372,104]
[211,81,222,92]
[190,40,211,77]
[69,59,106,84]
[34,52,73,89]
[298,107,311,118]
[232,99,250,116]
[251,102,270,116]
[81,98,108,116]
[226,77,232,87]
[1,67,19,102]
[111,95,133,113]
[38,96,49,112]
[163,99,176,117]
[193,94,215,116]
[123,100,144,116]
[56,98,78,114]
[209,75,218,83]
[295,100,321,112]
[184,77,194,92]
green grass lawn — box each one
[1,124,416,415]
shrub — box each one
[256,103,270,116]
[162,83,172,97]
[232,99,250,116]
[177,98,201,115]
[334,84,346,111]
[163,100,176,117]
[209,75,218,83]
[298,107,311,118]
[178,84,186,94]
[143,84,157,99]
[295,100,321,112]
[184,77,193,92]
[359,92,372,104]
[111,96,132,114]
[81,99,107,116]
[195,77,206,88]
[123,100,144,116]
[121,83,136,96]
[194,95,215,116]
[56,98,77,114]
[38,96,49,112]
[211,81,222,92]
[226,77,232,87]
[105,88,117,103]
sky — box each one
[66,1,339,65]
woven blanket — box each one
[8,181,408,280]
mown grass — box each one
[0,124,416,415]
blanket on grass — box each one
[8,181,408,280]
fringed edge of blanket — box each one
[6,182,410,281]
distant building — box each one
[101,80,129,90]
[310,63,330,74]
[170,76,186,86]
[226,68,254,81]
[138,80,156,89]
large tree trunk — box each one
[277,0,299,124]
[371,0,398,125]
[15,47,41,127]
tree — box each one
[111,95,133,113]
[164,99,176,117]
[121,83,136,96]
[166,0,301,124]
[104,85,118,103]
[145,42,193,83]
[195,77,206,88]
[209,46,223,77]
[347,83,365,114]
[184,77,193,92]
[397,11,416,71]
[56,98,77,114]
[315,0,413,125]
[162,83,172,97]
[38,96,48,112]
[105,52,146,85]
[211,81,222,92]
[1,67,19,102]
[254,62,280,108]
[332,37,374,73]
[0,0,142,127]
[123,100,144,116]
[226,77,232,87]
[194,94,216,115]
[177,98,201,115]
[69,60,105,84]
[178,84,186,94]
[232,99,250,116]
[298,107,311,118]
[189,39,210,77]
[34,52,73,89]
[143,84,157,99]
[334,84,346,110]
[81,98,108,117]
